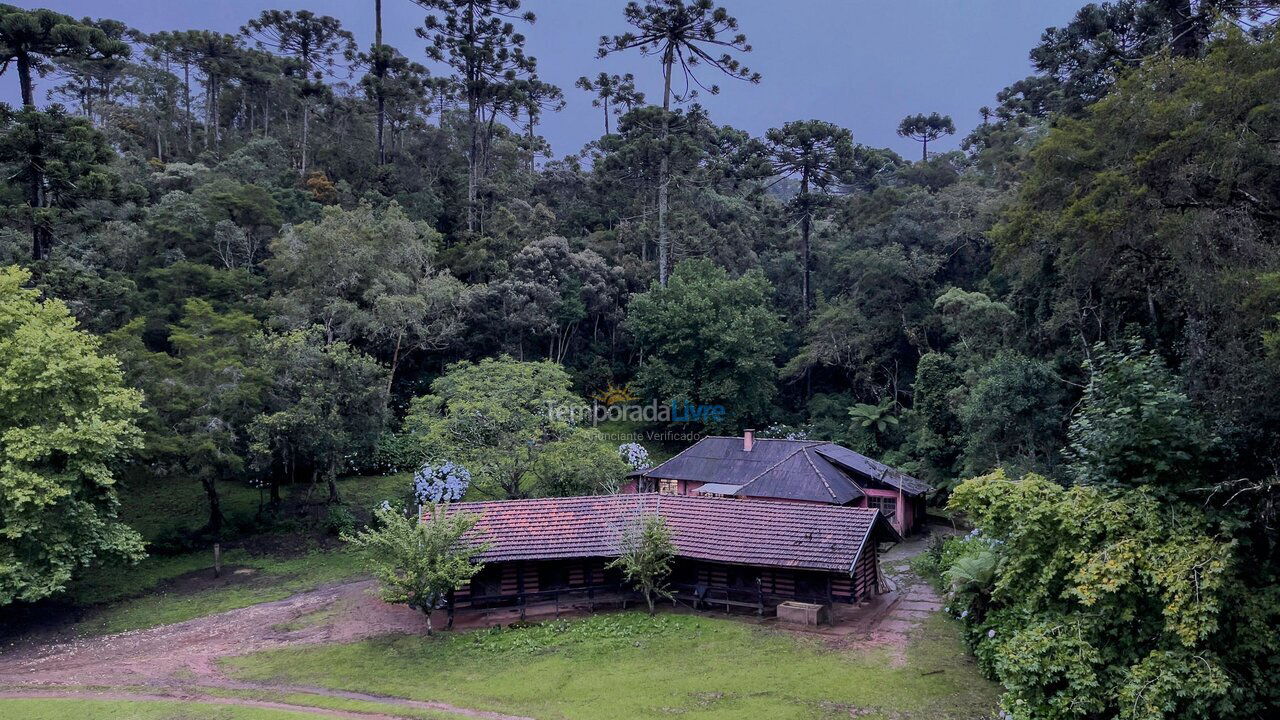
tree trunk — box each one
[201,476,225,536]
[603,96,610,135]
[326,459,340,504]
[800,170,811,320]
[17,52,34,107]
[921,137,927,161]
[301,100,310,176]
[183,61,192,154]
[527,116,536,173]
[17,52,51,260]
[375,0,386,164]
[387,330,403,394]
[645,590,655,616]
[424,608,434,636]
[658,52,673,286]
[465,9,479,232]
[1165,0,1202,58]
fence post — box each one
[213,543,222,578]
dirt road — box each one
[0,580,536,719]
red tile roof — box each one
[430,494,898,574]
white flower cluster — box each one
[618,442,651,471]
[413,460,472,503]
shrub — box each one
[323,506,357,537]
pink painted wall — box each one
[858,488,914,536]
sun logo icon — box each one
[593,383,639,406]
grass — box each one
[118,473,414,543]
[192,687,461,720]
[0,698,343,720]
[62,546,365,636]
[224,610,999,720]
[41,472,416,637]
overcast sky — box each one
[10,0,1084,158]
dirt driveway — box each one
[0,580,535,719]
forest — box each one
[2,1,1280,718]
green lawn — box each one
[72,547,365,635]
[45,472,417,637]
[224,610,999,720]
[118,473,413,543]
[0,698,338,720]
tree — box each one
[1066,339,1218,497]
[344,504,488,635]
[599,0,760,285]
[241,10,356,176]
[107,301,268,535]
[849,398,898,434]
[0,5,129,108]
[0,105,125,259]
[372,0,386,163]
[531,431,630,497]
[958,350,1066,477]
[400,356,600,499]
[575,72,644,135]
[0,6,128,260]
[48,18,133,128]
[360,44,430,165]
[763,120,856,317]
[184,30,242,152]
[0,265,145,605]
[896,112,955,161]
[415,0,537,231]
[510,76,563,173]
[609,513,676,615]
[249,329,390,504]
[627,259,782,431]
[1023,0,1280,116]
[948,470,1249,720]
[265,202,465,383]
[993,29,1280,475]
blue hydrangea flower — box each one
[618,442,651,471]
[414,460,472,503]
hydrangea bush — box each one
[618,442,651,471]
[413,460,472,504]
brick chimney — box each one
[743,429,754,452]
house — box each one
[436,493,900,618]
[622,432,930,536]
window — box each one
[867,496,897,518]
[659,478,679,494]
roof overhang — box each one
[693,483,744,495]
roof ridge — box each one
[801,447,839,501]
[738,444,809,492]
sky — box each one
[9,0,1085,159]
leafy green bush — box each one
[323,506,357,537]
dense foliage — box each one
[1,1,1280,714]
[0,266,144,603]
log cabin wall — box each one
[453,553,881,612]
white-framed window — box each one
[867,495,897,517]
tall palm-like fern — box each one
[943,549,997,596]
[848,398,899,434]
